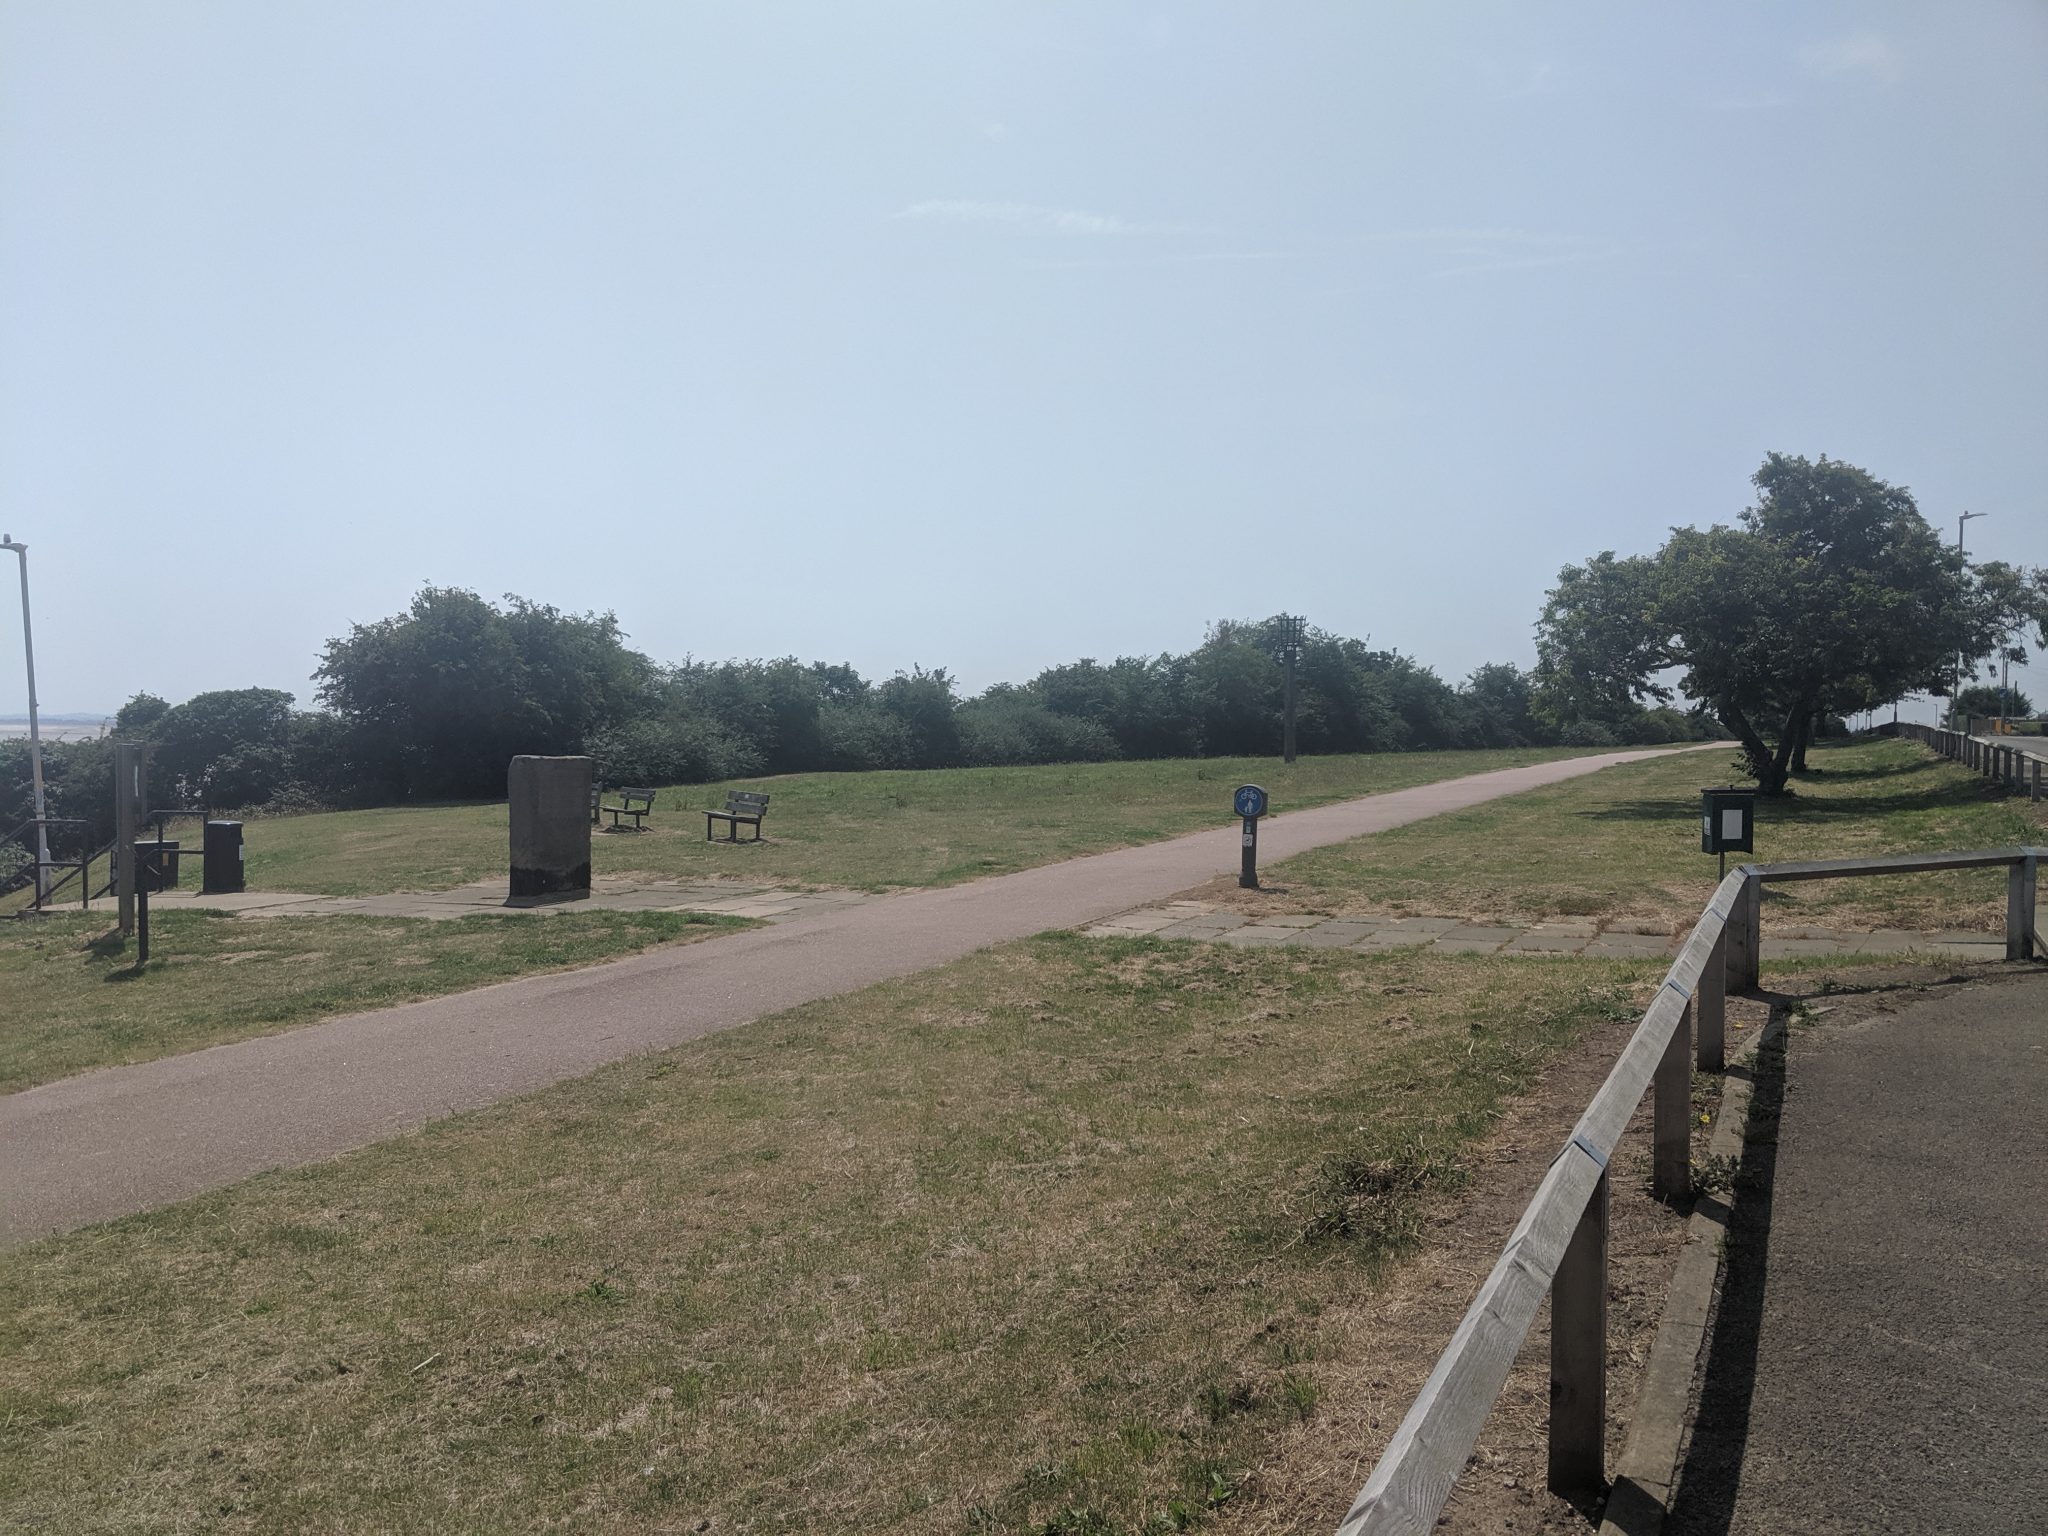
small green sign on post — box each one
[1700,786,1756,878]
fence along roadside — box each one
[1336,845,2041,1536]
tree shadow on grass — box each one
[1573,779,2005,827]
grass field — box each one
[237,748,1602,897]
[0,735,2019,1533]
[1233,737,2047,933]
[0,910,751,1093]
[0,935,1658,1535]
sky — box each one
[2,1,2044,723]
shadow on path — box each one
[1663,993,1790,1536]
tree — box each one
[1532,553,1673,730]
[874,667,962,768]
[150,688,298,807]
[313,587,655,799]
[1537,454,1973,793]
[1952,561,2045,722]
[1460,663,1546,748]
[1953,682,2034,721]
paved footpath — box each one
[0,746,1712,1245]
[1669,972,2048,1535]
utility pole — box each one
[1278,614,1305,765]
[1955,511,1986,729]
[0,535,50,903]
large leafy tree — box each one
[1537,454,1984,793]
[313,587,655,799]
[150,688,298,807]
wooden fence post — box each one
[2011,856,2037,962]
[1725,872,1762,991]
[1654,1001,1693,1202]
[1697,929,1726,1071]
[1548,1169,1608,1496]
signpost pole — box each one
[1233,783,1268,890]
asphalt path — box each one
[1670,972,2048,1535]
[0,746,1712,1245]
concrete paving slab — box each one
[1292,926,1372,948]
[1581,933,1676,959]
[1438,925,1521,943]
[1387,916,1463,934]
[1507,932,1588,953]
[1355,931,1434,950]
[1429,938,1511,955]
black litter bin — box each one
[203,820,245,895]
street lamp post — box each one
[0,535,51,902]
[1955,511,1986,730]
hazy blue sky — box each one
[3,2,2043,721]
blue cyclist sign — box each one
[1234,784,1268,888]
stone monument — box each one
[508,755,592,901]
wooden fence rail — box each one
[1889,720,2044,801]
[1335,845,2042,1536]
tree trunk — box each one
[1719,702,1789,795]
[1790,710,1813,775]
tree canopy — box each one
[1535,453,2039,792]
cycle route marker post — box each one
[1235,783,1268,889]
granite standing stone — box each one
[508,755,593,900]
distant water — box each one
[0,718,110,741]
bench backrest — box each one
[617,788,655,811]
[723,791,770,815]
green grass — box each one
[237,748,1605,897]
[0,936,1653,1535]
[0,909,752,1093]
[1251,737,2047,933]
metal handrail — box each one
[1337,845,2042,1535]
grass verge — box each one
[0,910,752,1093]
[0,935,1653,1535]
[1239,737,2046,932]
[236,748,1607,896]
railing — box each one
[1891,721,2044,800]
[0,817,95,911]
[1336,845,2042,1536]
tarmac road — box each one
[1669,970,2048,1535]
[0,746,1712,1245]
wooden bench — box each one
[705,790,769,843]
[600,787,656,832]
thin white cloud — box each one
[1800,33,1903,84]
[894,199,1181,236]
